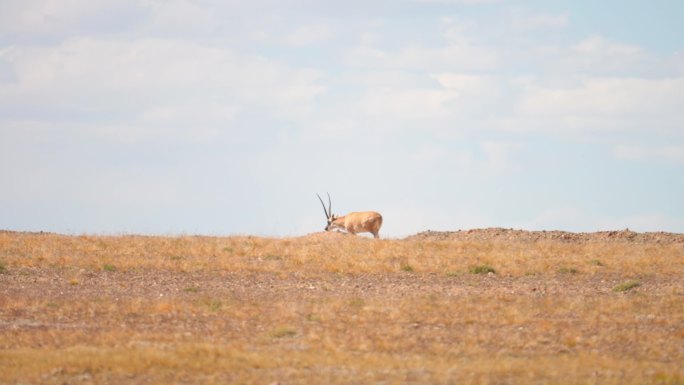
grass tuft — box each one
[557,267,579,274]
[469,265,496,275]
[0,261,6,274]
[613,280,641,292]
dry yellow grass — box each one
[1,230,683,384]
[1,230,682,276]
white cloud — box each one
[409,0,500,4]
[143,0,215,31]
[330,71,498,121]
[409,143,474,171]
[440,17,477,45]
[0,37,324,141]
[337,70,431,89]
[503,76,684,134]
[0,0,143,40]
[572,36,641,56]
[379,206,492,237]
[521,207,587,231]
[480,141,524,172]
[520,208,684,233]
[282,24,335,46]
[595,213,684,233]
[345,42,497,71]
[511,12,569,30]
[305,72,502,141]
[558,36,657,76]
[613,144,684,163]
[430,72,498,97]
[356,87,452,120]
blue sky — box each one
[1,0,683,236]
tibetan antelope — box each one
[317,193,383,239]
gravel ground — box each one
[405,227,684,243]
[1,229,683,384]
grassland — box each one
[1,229,683,384]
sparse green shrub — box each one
[445,271,460,277]
[206,300,222,311]
[558,267,579,274]
[653,372,684,385]
[349,298,366,308]
[613,280,641,292]
[184,287,199,293]
[102,264,117,272]
[0,261,7,274]
[589,259,605,266]
[169,255,183,261]
[271,327,297,338]
[470,265,496,274]
[400,264,414,272]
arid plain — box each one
[1,229,683,384]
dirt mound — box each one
[405,227,684,244]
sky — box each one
[1,0,683,237]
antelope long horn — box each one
[317,194,329,218]
[327,192,332,218]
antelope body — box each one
[317,193,383,238]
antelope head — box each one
[317,192,336,231]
